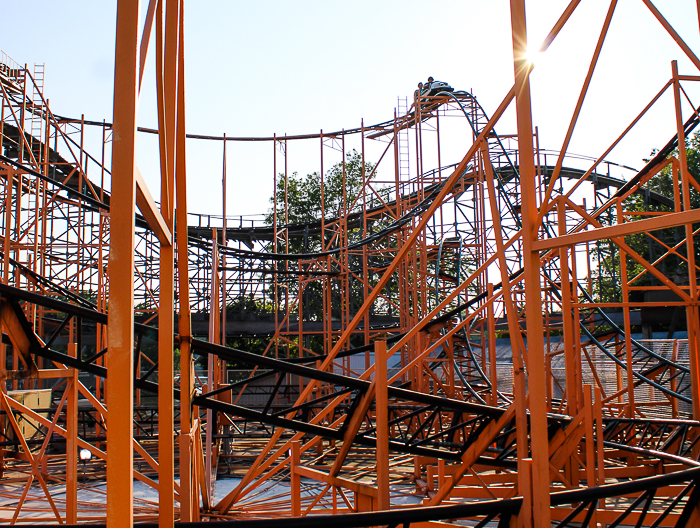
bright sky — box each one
[2,0,700,218]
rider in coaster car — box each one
[414,82,424,100]
[414,77,454,102]
[421,76,454,97]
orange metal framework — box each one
[2,0,700,526]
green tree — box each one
[593,132,700,306]
[262,150,398,355]
[266,149,379,227]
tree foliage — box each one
[593,132,700,305]
[266,149,378,227]
[261,150,397,355]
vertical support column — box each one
[222,134,227,348]
[66,346,78,524]
[3,168,12,283]
[583,385,595,486]
[616,200,636,419]
[205,229,219,505]
[97,120,107,404]
[672,340,679,418]
[0,327,3,477]
[482,128,529,516]
[0,163,11,477]
[361,121,370,358]
[158,224,175,528]
[107,1,139,525]
[519,457,533,528]
[584,383,598,527]
[273,135,279,361]
[570,246,584,416]
[558,201,578,415]
[594,386,605,510]
[175,0,194,517]
[437,458,446,489]
[559,201,579,486]
[291,440,301,516]
[446,335,455,398]
[509,1,550,525]
[157,0,178,525]
[416,332,426,392]
[487,283,498,406]
[672,60,700,421]
[375,339,390,510]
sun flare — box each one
[524,45,543,65]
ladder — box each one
[397,96,410,181]
[30,64,45,151]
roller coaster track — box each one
[4,276,700,525]
[3,54,700,523]
[7,83,691,410]
[4,279,700,476]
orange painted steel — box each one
[106,0,140,525]
[3,1,700,527]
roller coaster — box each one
[2,1,700,526]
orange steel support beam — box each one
[558,204,578,416]
[375,339,390,511]
[428,404,516,505]
[175,0,194,517]
[673,60,700,421]
[135,167,172,246]
[562,197,692,301]
[616,201,636,418]
[481,145,531,493]
[6,1,700,522]
[291,440,301,516]
[642,0,700,72]
[157,0,179,525]
[539,0,617,216]
[510,1,550,527]
[66,348,78,524]
[534,207,700,251]
[138,0,158,93]
[537,79,673,226]
[487,284,498,406]
[206,228,219,506]
[107,0,139,525]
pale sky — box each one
[2,0,700,218]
